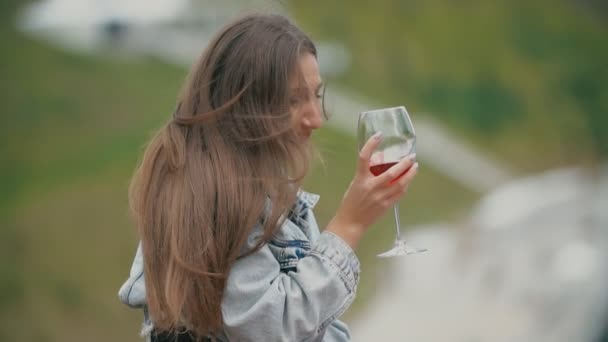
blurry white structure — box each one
[20,0,189,28]
[18,0,282,63]
[471,168,592,231]
[351,166,608,342]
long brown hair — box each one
[128,14,317,337]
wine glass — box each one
[357,106,427,257]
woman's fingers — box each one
[383,161,418,199]
[335,146,418,237]
[357,133,383,174]
[395,161,418,187]
[370,151,384,166]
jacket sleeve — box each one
[322,320,352,341]
[221,231,360,342]
[118,242,146,308]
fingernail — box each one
[373,132,383,140]
[408,153,417,161]
[414,162,419,170]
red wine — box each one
[370,162,411,180]
[370,162,397,176]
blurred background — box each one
[1,0,607,341]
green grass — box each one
[0,8,477,342]
[0,25,185,341]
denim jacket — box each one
[118,191,360,341]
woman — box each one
[118,13,418,341]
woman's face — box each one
[290,53,324,142]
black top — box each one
[150,330,212,342]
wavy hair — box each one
[128,14,317,337]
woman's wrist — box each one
[326,216,365,250]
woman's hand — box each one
[326,133,418,249]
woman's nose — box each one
[301,101,323,129]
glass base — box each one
[377,239,428,258]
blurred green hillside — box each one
[1,0,606,341]
[291,0,608,170]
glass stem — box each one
[393,203,404,241]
